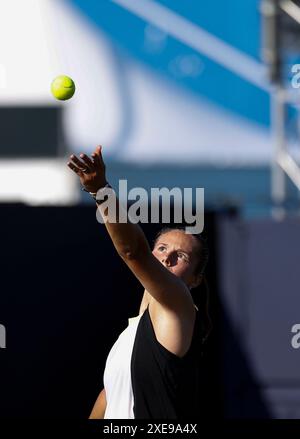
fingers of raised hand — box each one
[80,153,95,171]
[67,148,104,175]
[95,145,105,167]
[91,151,100,166]
[67,161,82,174]
[69,154,87,171]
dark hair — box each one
[153,226,212,343]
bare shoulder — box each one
[149,298,196,358]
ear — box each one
[190,273,203,289]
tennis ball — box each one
[51,75,75,101]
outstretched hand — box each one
[67,145,107,193]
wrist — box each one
[82,182,112,204]
[81,180,110,194]
[82,181,108,194]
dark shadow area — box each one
[214,213,272,419]
[0,106,64,158]
[219,308,272,418]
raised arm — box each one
[67,146,194,313]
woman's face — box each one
[152,230,202,289]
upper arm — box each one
[119,247,194,312]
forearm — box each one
[97,186,150,258]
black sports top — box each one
[103,304,203,419]
[131,305,202,419]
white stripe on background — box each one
[112,0,269,91]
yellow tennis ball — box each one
[51,75,75,101]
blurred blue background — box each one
[2,0,300,215]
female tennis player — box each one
[67,145,210,419]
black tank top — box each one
[131,305,203,419]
